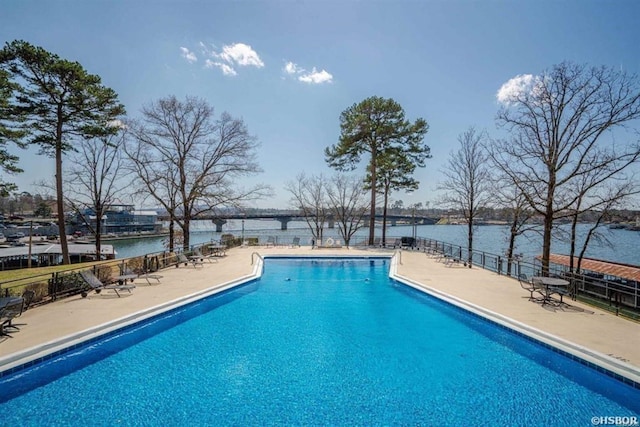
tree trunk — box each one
[569,214,578,273]
[95,212,102,260]
[55,110,70,264]
[382,189,388,246]
[368,147,377,245]
[541,172,556,276]
[541,213,553,276]
[506,219,517,276]
[183,217,190,251]
[95,221,102,261]
[467,214,473,268]
[168,220,175,252]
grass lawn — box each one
[0,260,120,289]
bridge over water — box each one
[158,213,438,232]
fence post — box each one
[52,272,59,301]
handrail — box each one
[251,252,264,265]
[394,249,402,265]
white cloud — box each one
[107,119,126,129]
[299,68,333,84]
[219,43,264,68]
[179,47,197,64]
[284,61,301,75]
[205,59,237,76]
[191,41,263,76]
[496,74,538,104]
[283,61,333,85]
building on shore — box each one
[0,242,116,270]
[72,204,162,235]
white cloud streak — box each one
[284,61,300,75]
[219,43,264,68]
[185,41,263,76]
[299,68,333,84]
[179,47,197,63]
[283,61,333,85]
[205,59,237,76]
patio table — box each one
[532,276,570,305]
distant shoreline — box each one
[75,232,169,242]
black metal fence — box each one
[2,236,638,318]
[389,236,639,316]
[0,242,228,304]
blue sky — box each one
[2,0,639,209]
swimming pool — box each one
[1,257,639,425]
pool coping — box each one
[0,258,265,375]
[388,254,640,389]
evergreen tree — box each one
[325,96,429,245]
[1,40,125,263]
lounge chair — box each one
[289,237,300,248]
[3,290,34,332]
[177,253,204,268]
[114,266,138,284]
[384,238,402,249]
[207,242,227,257]
[122,266,163,285]
[194,247,218,263]
[0,297,25,337]
[139,270,163,285]
[519,273,539,301]
[265,236,276,247]
[79,270,135,298]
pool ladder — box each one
[251,251,264,265]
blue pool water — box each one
[1,258,638,426]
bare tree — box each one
[1,40,125,264]
[438,127,492,267]
[491,179,537,275]
[492,62,640,274]
[326,174,369,247]
[567,176,639,273]
[124,96,268,250]
[285,173,329,246]
[66,131,127,257]
[125,144,182,252]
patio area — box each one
[1,246,639,382]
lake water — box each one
[111,219,640,266]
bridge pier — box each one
[212,219,227,232]
[277,217,291,230]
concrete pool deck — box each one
[1,246,639,380]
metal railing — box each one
[0,241,236,305]
[2,234,638,319]
[393,236,639,318]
